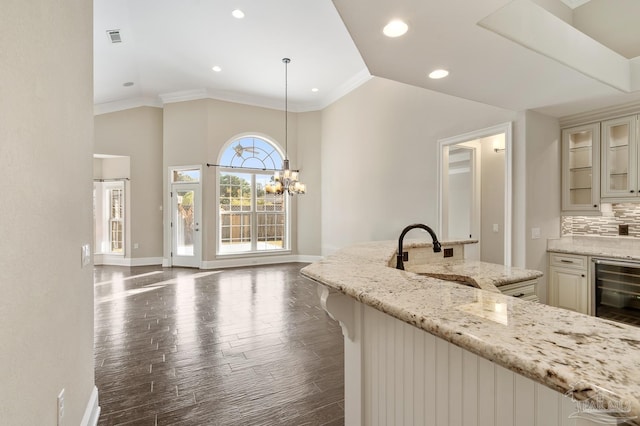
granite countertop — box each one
[407,259,542,293]
[548,235,640,261]
[301,240,640,424]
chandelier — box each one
[265,58,306,196]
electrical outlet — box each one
[443,248,454,258]
[619,224,629,236]
[57,389,65,426]
[81,244,91,267]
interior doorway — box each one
[438,123,512,266]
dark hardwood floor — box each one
[94,263,344,425]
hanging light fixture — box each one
[266,58,306,196]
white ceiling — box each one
[94,0,640,118]
[94,0,369,113]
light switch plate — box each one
[492,224,499,233]
[531,227,541,239]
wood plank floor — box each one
[94,263,344,425]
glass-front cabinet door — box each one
[561,123,600,212]
[601,115,637,199]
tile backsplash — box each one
[562,203,640,237]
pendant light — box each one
[265,58,306,196]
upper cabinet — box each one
[561,123,600,212]
[601,115,638,199]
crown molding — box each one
[559,100,640,127]
[320,68,372,110]
[95,67,371,114]
[158,88,209,105]
[158,68,371,113]
[94,97,163,115]
[159,87,308,112]
[559,0,592,9]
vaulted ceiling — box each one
[94,0,640,117]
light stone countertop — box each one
[548,235,640,261]
[301,239,640,424]
[407,259,542,293]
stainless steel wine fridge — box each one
[592,258,640,327]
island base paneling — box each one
[320,285,609,426]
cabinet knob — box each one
[581,274,585,277]
[594,204,598,208]
[631,190,636,193]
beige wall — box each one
[0,0,95,424]
[163,98,322,262]
[297,111,322,256]
[95,107,164,259]
[480,135,505,264]
[320,77,517,255]
[524,110,561,303]
[99,156,130,180]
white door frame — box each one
[167,165,203,268]
[437,122,513,267]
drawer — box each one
[549,253,588,270]
[500,280,537,300]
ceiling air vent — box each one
[106,30,122,44]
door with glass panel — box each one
[171,182,201,267]
[601,115,637,199]
[561,123,600,211]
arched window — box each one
[217,136,288,254]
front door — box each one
[171,183,201,267]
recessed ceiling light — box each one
[428,69,449,79]
[311,88,319,93]
[232,9,245,19]
[212,66,222,72]
[383,20,408,38]
[123,81,134,87]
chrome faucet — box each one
[396,224,442,270]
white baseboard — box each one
[128,257,163,266]
[94,255,163,267]
[81,386,100,426]
[296,255,323,263]
[200,255,322,270]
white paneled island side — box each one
[301,240,640,426]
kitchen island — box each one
[301,240,640,426]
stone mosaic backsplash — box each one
[562,203,640,238]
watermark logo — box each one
[565,381,637,424]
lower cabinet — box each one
[548,253,590,315]
[499,279,539,302]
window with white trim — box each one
[94,181,125,255]
[107,184,124,254]
[218,136,288,254]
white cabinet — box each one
[601,115,639,199]
[548,253,590,315]
[561,123,600,212]
[499,279,538,302]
